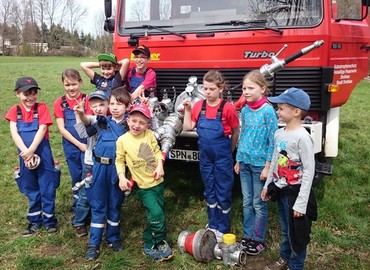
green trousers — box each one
[137,182,167,248]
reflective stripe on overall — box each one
[87,116,126,246]
[61,96,86,202]
[196,100,234,233]
[15,104,60,227]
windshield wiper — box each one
[205,20,283,34]
[124,24,186,39]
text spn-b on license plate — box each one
[169,149,199,161]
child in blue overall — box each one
[183,70,240,242]
[53,69,92,226]
[234,70,278,255]
[80,53,129,98]
[125,45,157,100]
[81,87,131,261]
[73,90,110,237]
[6,76,60,236]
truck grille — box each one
[155,67,332,111]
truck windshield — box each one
[118,0,323,35]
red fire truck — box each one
[104,0,370,170]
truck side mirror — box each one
[104,18,115,33]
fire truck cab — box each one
[104,0,370,168]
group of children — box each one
[6,44,317,269]
[183,70,316,270]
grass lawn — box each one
[0,56,369,269]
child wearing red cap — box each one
[115,104,173,262]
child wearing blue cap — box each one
[261,88,317,270]
[80,53,129,98]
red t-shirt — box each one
[126,67,156,90]
[53,93,93,118]
[5,102,52,139]
[191,99,239,136]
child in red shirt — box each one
[6,76,60,236]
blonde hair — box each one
[242,70,270,96]
[203,70,229,91]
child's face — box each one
[63,76,82,99]
[127,112,150,136]
[242,78,266,103]
[109,95,127,121]
[203,80,223,104]
[276,103,300,123]
[100,64,116,80]
[89,98,109,116]
[134,53,149,70]
[16,89,38,109]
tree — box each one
[0,0,12,55]
[63,0,87,36]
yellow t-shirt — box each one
[116,129,164,189]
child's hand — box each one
[139,93,149,106]
[182,99,191,110]
[73,97,85,115]
[260,167,269,181]
[19,149,35,161]
[118,174,130,191]
[293,210,304,218]
[261,188,269,201]
[153,167,164,180]
[78,143,87,153]
[234,161,240,174]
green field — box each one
[0,56,369,269]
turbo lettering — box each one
[244,51,275,59]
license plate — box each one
[169,149,199,161]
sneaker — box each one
[215,230,224,243]
[207,228,224,243]
[264,257,288,270]
[75,225,88,237]
[156,240,174,261]
[21,223,41,237]
[240,238,252,249]
[245,240,265,255]
[108,241,123,252]
[143,245,163,261]
[85,245,100,261]
[46,225,58,234]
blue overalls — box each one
[95,76,115,98]
[196,100,234,233]
[130,68,152,97]
[15,104,60,227]
[87,116,126,246]
[61,96,86,206]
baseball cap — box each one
[14,76,40,92]
[89,90,109,101]
[129,104,152,119]
[268,87,311,111]
[132,45,151,57]
[97,53,117,64]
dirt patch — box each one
[38,244,65,257]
